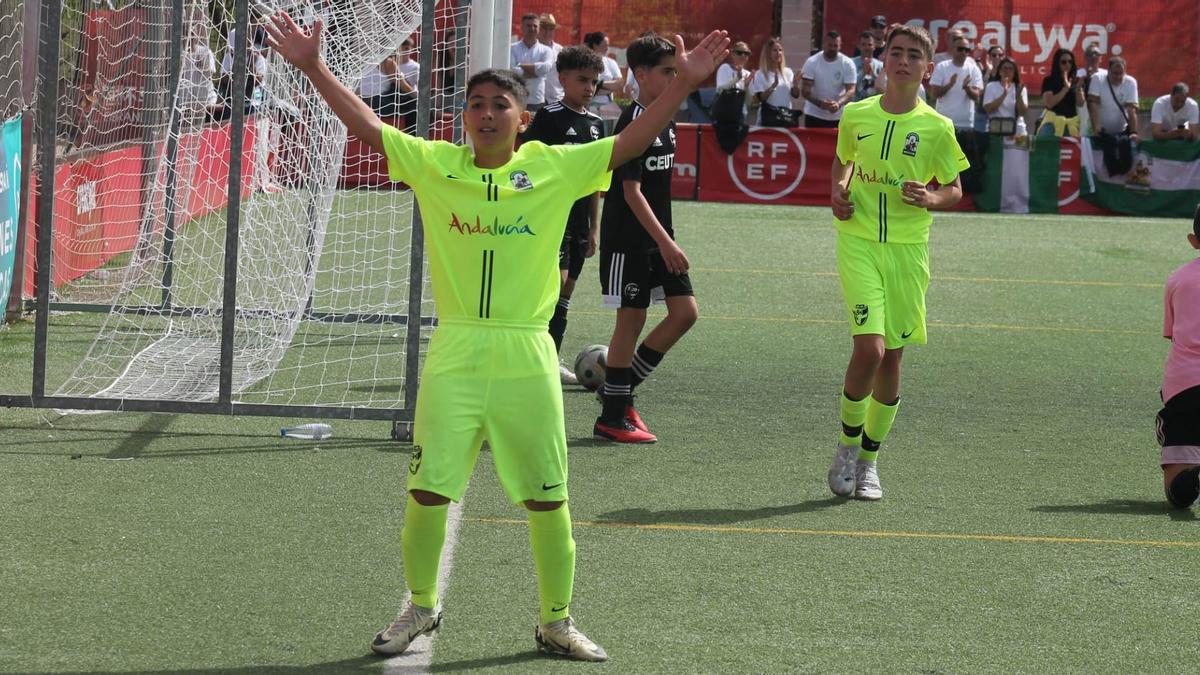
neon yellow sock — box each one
[839,390,870,446]
[860,396,900,462]
[528,504,576,624]
[401,495,448,609]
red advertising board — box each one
[698,126,837,206]
[825,2,1200,99]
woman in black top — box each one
[1039,48,1085,137]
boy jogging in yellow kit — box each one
[827,25,968,500]
[265,11,728,660]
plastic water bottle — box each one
[280,423,332,440]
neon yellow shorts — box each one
[836,231,930,349]
[410,323,568,504]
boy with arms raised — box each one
[594,35,698,444]
[264,11,728,660]
[1157,205,1200,509]
[523,46,608,384]
[826,25,968,500]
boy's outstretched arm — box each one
[264,11,385,152]
[609,31,730,170]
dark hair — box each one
[583,31,607,49]
[1044,48,1075,88]
[825,31,840,40]
[1194,203,1200,239]
[466,68,528,106]
[1108,55,1126,68]
[884,24,933,60]
[859,31,876,41]
[626,34,675,70]
[989,56,1021,87]
[520,12,538,23]
[1172,82,1190,96]
[556,45,604,74]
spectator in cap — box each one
[1151,83,1199,142]
[538,13,565,104]
[853,15,887,58]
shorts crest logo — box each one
[409,446,423,475]
[903,132,919,157]
[509,170,533,190]
[623,282,640,299]
[853,304,869,326]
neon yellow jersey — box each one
[835,96,969,244]
[382,124,614,328]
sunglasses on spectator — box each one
[1059,59,1073,65]
[733,50,751,56]
[956,46,971,52]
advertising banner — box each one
[825,1,1200,99]
[0,116,20,305]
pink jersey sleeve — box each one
[1164,277,1174,339]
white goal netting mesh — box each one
[43,0,471,410]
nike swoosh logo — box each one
[551,604,568,612]
[901,330,914,339]
[542,482,564,490]
[857,133,874,140]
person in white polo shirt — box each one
[800,31,857,128]
[929,33,983,130]
[1087,56,1139,137]
[510,12,555,112]
[1151,83,1199,142]
[538,13,565,105]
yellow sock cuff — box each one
[839,390,870,446]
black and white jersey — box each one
[523,101,606,236]
[600,101,675,253]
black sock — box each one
[630,343,665,389]
[1167,466,1200,509]
[601,367,632,423]
[861,433,881,452]
[548,297,570,352]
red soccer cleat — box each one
[625,404,649,433]
[593,417,656,444]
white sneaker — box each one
[827,442,858,497]
[559,362,579,385]
[535,617,609,662]
[854,460,883,500]
[370,600,443,655]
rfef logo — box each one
[726,128,807,201]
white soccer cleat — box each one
[827,442,858,497]
[559,362,579,385]
[370,600,443,655]
[854,460,883,501]
[535,617,609,662]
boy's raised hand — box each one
[673,30,732,88]
[264,11,322,72]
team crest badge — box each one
[409,446,423,475]
[623,282,641,299]
[903,132,919,157]
[668,128,676,145]
[510,170,533,190]
[590,125,601,139]
[853,304,869,326]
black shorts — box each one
[599,248,694,309]
[1157,385,1200,447]
[804,114,840,129]
[558,230,589,280]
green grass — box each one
[2,201,1197,674]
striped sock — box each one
[630,343,665,389]
[548,296,570,352]
[859,396,900,462]
[601,366,632,423]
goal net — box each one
[36,0,473,416]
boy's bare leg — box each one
[641,295,698,353]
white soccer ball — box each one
[573,344,608,391]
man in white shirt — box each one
[851,32,883,102]
[538,13,565,105]
[1151,83,1199,141]
[181,28,219,116]
[800,31,857,128]
[929,34,983,130]
[510,12,555,111]
[1087,56,1139,137]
